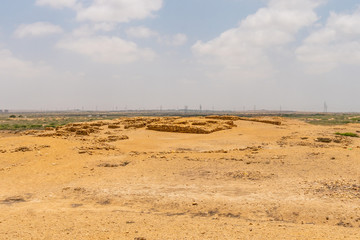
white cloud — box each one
[296,9,360,73]
[76,0,163,23]
[126,26,158,39]
[71,25,94,37]
[93,23,116,32]
[57,36,155,64]
[126,27,187,46]
[14,22,63,38]
[71,23,116,37]
[0,48,51,78]
[192,0,322,78]
[35,0,163,24]
[35,0,77,9]
[0,46,91,109]
[162,33,188,46]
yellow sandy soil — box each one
[1,117,360,240]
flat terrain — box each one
[1,116,360,239]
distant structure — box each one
[0,109,2,113]
[199,105,202,112]
[324,102,328,113]
[4,109,9,113]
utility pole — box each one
[324,102,328,113]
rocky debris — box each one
[226,171,274,180]
[14,146,32,152]
[71,203,83,208]
[148,124,221,134]
[97,135,129,142]
[333,136,352,144]
[62,187,86,193]
[35,145,50,150]
[97,161,130,168]
[0,149,6,153]
[129,151,141,156]
[315,136,352,145]
[1,196,26,205]
[38,122,100,137]
[90,121,105,127]
[239,117,282,125]
[76,129,90,136]
[77,144,116,154]
[192,210,241,219]
[205,115,241,121]
[108,135,129,141]
[191,121,207,126]
[61,187,93,200]
[108,124,121,129]
[202,146,263,153]
[10,145,50,153]
[97,199,111,205]
[308,180,360,199]
[316,138,332,143]
[121,117,169,129]
[147,118,235,134]
[36,117,238,137]
[124,122,147,129]
[78,150,90,154]
[122,117,153,129]
[19,130,40,136]
[203,149,229,153]
[336,220,353,228]
[206,115,282,125]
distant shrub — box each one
[30,124,43,129]
[335,132,359,138]
[13,124,27,129]
[9,115,16,118]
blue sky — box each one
[1,0,360,112]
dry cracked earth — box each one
[1,116,360,239]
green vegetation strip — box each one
[284,114,360,126]
[335,132,359,138]
[0,113,121,131]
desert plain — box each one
[1,115,360,239]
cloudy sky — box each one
[1,0,360,112]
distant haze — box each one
[1,0,360,112]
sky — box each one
[1,0,360,112]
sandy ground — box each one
[0,116,360,240]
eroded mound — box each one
[147,118,236,134]
[206,115,282,125]
[36,117,237,136]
